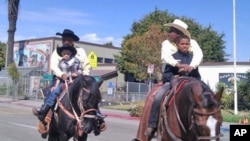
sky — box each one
[0,0,249,62]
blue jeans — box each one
[44,82,63,107]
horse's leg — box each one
[78,134,88,141]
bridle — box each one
[56,81,98,136]
[191,107,223,140]
[162,79,223,141]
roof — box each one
[15,36,121,49]
[200,62,250,66]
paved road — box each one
[0,97,230,141]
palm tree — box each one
[7,0,20,100]
[7,0,20,66]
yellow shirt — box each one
[161,39,203,69]
[50,46,90,78]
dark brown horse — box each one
[41,75,103,141]
[157,77,224,141]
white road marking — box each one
[7,121,37,129]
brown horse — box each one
[157,77,224,141]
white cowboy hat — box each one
[164,19,191,38]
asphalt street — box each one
[0,96,230,141]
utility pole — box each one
[233,0,238,115]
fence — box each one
[0,76,153,102]
[0,76,52,100]
[0,77,11,96]
[102,81,152,103]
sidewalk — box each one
[0,96,230,130]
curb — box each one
[0,99,230,131]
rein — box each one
[161,78,189,141]
[193,107,221,116]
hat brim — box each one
[164,23,191,38]
[56,32,80,41]
[56,45,77,57]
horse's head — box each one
[69,75,103,134]
[191,81,224,141]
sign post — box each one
[147,64,154,91]
[87,51,97,75]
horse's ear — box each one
[97,77,103,87]
[214,87,224,102]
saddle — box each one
[164,77,190,108]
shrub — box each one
[129,102,144,117]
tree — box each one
[237,71,250,110]
[7,0,20,66]
[115,24,167,81]
[0,42,7,70]
[103,42,113,47]
[116,9,228,81]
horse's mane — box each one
[68,75,102,111]
[199,80,220,108]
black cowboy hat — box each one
[56,45,77,57]
[56,29,80,41]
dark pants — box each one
[148,82,170,128]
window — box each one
[104,58,113,63]
[97,57,103,63]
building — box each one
[12,37,124,92]
[199,62,250,91]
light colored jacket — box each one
[161,39,203,69]
[50,46,90,78]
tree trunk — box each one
[7,0,20,66]
[12,81,18,100]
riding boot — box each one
[36,104,50,122]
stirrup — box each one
[97,113,107,119]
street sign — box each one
[147,64,154,74]
[88,51,97,68]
